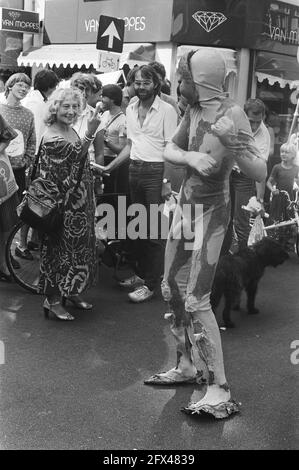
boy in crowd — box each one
[267,142,299,251]
[0,73,36,261]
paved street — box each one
[0,254,299,450]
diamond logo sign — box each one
[8,11,20,21]
[192,11,227,33]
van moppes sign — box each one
[0,7,40,34]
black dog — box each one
[211,238,289,328]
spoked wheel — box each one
[5,221,41,294]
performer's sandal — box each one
[181,399,240,419]
[144,368,206,385]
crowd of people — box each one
[0,51,298,418]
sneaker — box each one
[118,274,144,289]
[15,246,34,261]
[10,256,21,269]
[128,285,154,303]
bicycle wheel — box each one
[5,221,41,294]
[296,230,299,257]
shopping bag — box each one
[248,214,266,246]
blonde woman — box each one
[39,87,101,320]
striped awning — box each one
[255,51,299,89]
[17,43,154,68]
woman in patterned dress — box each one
[145,49,267,418]
[39,88,102,321]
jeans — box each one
[231,170,256,250]
[129,160,165,291]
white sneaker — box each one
[128,285,154,303]
[118,274,144,289]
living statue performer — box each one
[144,49,267,418]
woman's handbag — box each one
[17,141,85,235]
[17,176,64,234]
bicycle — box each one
[5,220,41,294]
[263,190,299,256]
[5,214,130,295]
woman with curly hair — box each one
[39,87,102,320]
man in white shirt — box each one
[104,64,177,302]
[22,69,59,149]
[148,61,180,119]
[225,98,270,251]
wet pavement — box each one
[0,254,299,450]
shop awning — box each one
[17,43,154,69]
[97,70,126,86]
[255,51,299,88]
[176,46,237,76]
[120,43,155,67]
[58,70,126,89]
[17,44,98,68]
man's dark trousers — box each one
[129,160,165,292]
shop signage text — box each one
[267,1,299,46]
[44,0,172,44]
[0,7,40,34]
[85,16,146,34]
[171,0,299,57]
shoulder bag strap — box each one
[30,139,44,182]
[105,111,124,130]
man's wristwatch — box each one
[163,178,170,184]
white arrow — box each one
[101,21,121,49]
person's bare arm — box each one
[164,141,214,175]
[211,107,267,182]
[105,134,127,155]
[256,180,266,201]
[164,105,220,175]
[93,129,105,165]
[105,140,132,173]
[266,175,279,195]
[79,104,102,159]
[0,141,9,153]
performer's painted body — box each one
[145,49,266,418]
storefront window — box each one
[257,78,296,163]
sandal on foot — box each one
[43,299,74,321]
[181,399,240,419]
[144,368,205,386]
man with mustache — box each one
[103,64,177,303]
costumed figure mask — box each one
[178,49,228,105]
